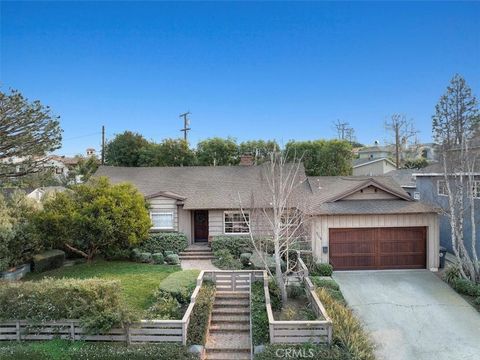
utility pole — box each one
[101,125,105,165]
[333,120,355,143]
[179,112,191,142]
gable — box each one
[342,185,399,200]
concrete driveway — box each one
[333,270,480,360]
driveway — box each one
[333,270,480,360]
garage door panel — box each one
[329,227,426,270]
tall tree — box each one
[139,139,195,166]
[104,131,149,167]
[285,140,352,176]
[239,140,280,164]
[0,89,62,179]
[384,114,418,169]
[196,137,239,166]
[432,74,480,283]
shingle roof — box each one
[94,164,310,210]
[353,157,395,168]
[310,199,438,215]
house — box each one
[386,169,418,199]
[26,186,69,203]
[357,145,393,160]
[95,164,440,271]
[353,157,397,176]
[414,163,480,257]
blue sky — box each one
[1,1,479,156]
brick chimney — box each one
[239,154,254,166]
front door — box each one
[194,210,209,242]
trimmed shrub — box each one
[139,252,152,263]
[312,263,333,277]
[146,292,182,319]
[316,288,375,360]
[286,283,304,299]
[165,254,180,265]
[0,278,133,333]
[240,252,252,266]
[212,249,242,270]
[152,253,164,265]
[211,236,252,257]
[140,232,188,255]
[268,278,282,312]
[311,277,340,291]
[251,281,269,345]
[451,278,480,297]
[131,248,142,261]
[250,252,286,274]
[32,250,65,273]
[187,281,215,345]
[164,250,175,257]
[158,270,199,304]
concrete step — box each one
[182,247,211,252]
[212,307,250,315]
[214,299,249,307]
[211,314,250,323]
[205,351,251,360]
[215,291,249,298]
[180,250,213,255]
[178,255,215,260]
[209,323,250,332]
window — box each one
[224,211,249,234]
[473,180,480,199]
[150,212,174,230]
[438,180,448,196]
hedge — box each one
[187,281,215,345]
[316,288,375,360]
[212,249,242,270]
[140,233,188,255]
[210,236,252,257]
[0,278,133,333]
[32,250,65,273]
[251,281,269,345]
[0,340,197,360]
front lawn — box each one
[24,260,180,316]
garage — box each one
[329,227,427,270]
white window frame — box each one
[473,180,480,199]
[150,211,175,230]
[223,211,250,234]
[437,180,448,196]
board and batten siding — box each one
[208,209,273,237]
[343,186,398,200]
[178,208,192,243]
[148,196,179,231]
[311,213,440,271]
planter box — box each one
[0,263,31,281]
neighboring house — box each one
[357,145,393,160]
[96,164,440,271]
[386,169,418,199]
[414,163,480,257]
[353,157,397,176]
[26,186,69,202]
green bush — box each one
[474,297,480,306]
[254,344,348,360]
[443,264,461,285]
[32,250,65,273]
[212,249,242,270]
[268,278,282,312]
[286,284,304,299]
[451,278,480,297]
[0,340,197,360]
[251,281,269,345]
[165,254,180,265]
[146,292,182,319]
[152,253,164,264]
[158,270,199,304]
[139,252,152,263]
[211,236,252,257]
[240,252,252,266]
[316,288,375,360]
[312,263,333,276]
[0,278,133,333]
[164,251,174,256]
[187,281,215,345]
[103,248,132,261]
[311,277,340,291]
[131,248,142,261]
[140,232,188,255]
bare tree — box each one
[432,74,480,283]
[384,114,418,169]
[333,120,356,144]
[238,151,310,305]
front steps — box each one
[179,245,215,260]
[205,291,251,360]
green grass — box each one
[25,260,180,315]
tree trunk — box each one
[274,240,287,305]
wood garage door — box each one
[329,227,426,270]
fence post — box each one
[15,320,20,342]
[125,324,131,346]
[70,321,75,341]
[182,321,187,345]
